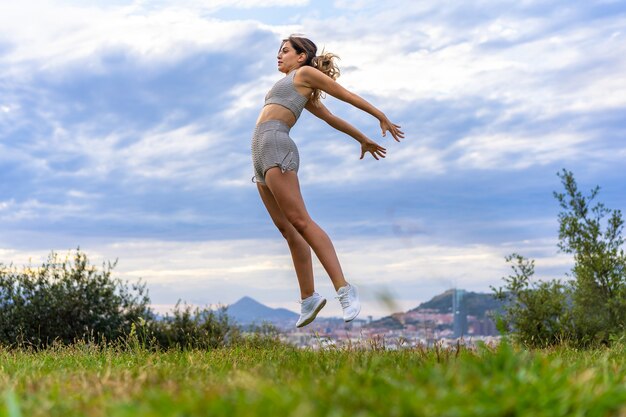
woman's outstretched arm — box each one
[305,100,387,160]
[298,66,405,142]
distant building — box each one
[452,289,467,338]
[469,317,499,336]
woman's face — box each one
[277,41,305,73]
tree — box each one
[555,169,626,343]
[494,170,626,347]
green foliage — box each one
[555,169,626,344]
[0,249,250,351]
[126,303,282,351]
[0,250,151,348]
[495,169,626,347]
[493,254,570,347]
[237,322,285,349]
[147,302,241,350]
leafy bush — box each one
[0,249,151,348]
[494,170,626,347]
[129,306,282,351]
[493,254,570,347]
[238,322,284,349]
[0,249,279,351]
[147,301,241,350]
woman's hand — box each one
[360,138,387,160]
[360,116,402,160]
[380,117,404,142]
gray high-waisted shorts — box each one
[251,120,299,184]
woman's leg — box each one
[257,182,315,299]
[264,167,348,291]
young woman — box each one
[252,35,404,328]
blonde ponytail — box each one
[311,51,340,103]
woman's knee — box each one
[274,220,299,241]
[285,213,311,234]
[274,222,290,238]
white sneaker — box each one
[296,292,327,328]
[337,283,361,322]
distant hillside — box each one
[368,315,405,329]
[226,296,298,328]
[411,289,503,318]
[368,289,504,329]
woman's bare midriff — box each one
[256,104,297,127]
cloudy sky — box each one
[1,0,625,318]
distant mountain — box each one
[226,296,298,327]
[412,289,503,318]
[368,289,504,330]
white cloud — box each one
[219,75,278,120]
[143,0,309,9]
[0,198,90,222]
[3,1,624,115]
[14,114,250,189]
[306,5,626,116]
[0,2,278,75]
[0,199,14,211]
[295,137,446,185]
[114,124,222,182]
[2,0,623,185]
[453,132,590,170]
[293,129,593,184]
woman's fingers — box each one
[371,147,385,159]
[381,120,404,142]
[361,140,387,160]
[390,125,404,142]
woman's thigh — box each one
[256,181,296,236]
[264,168,312,227]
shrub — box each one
[0,249,280,351]
[0,249,151,348]
[147,301,241,350]
[493,254,570,347]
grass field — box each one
[2,339,626,417]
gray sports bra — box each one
[264,70,309,121]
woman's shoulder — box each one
[298,65,316,73]
[295,65,325,85]
[296,65,319,78]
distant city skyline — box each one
[225,291,499,348]
[1,0,625,318]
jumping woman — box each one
[251,35,404,328]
